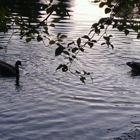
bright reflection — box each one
[72,0,106,22]
[68,0,106,38]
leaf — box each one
[103,36,110,41]
[56,64,68,72]
[56,64,63,70]
[44,26,48,31]
[60,35,67,39]
[77,38,81,47]
[83,70,87,75]
[72,47,78,53]
[106,0,112,5]
[101,42,106,46]
[100,25,104,29]
[92,23,99,28]
[131,25,139,32]
[87,72,90,75]
[43,30,49,35]
[62,65,68,72]
[137,32,140,39]
[83,70,90,75]
[88,42,94,48]
[108,4,113,8]
[93,0,100,3]
[26,38,31,43]
[105,18,112,25]
[69,57,73,61]
[57,39,63,42]
[49,24,55,27]
[75,70,81,74]
[55,44,65,56]
[81,35,90,41]
[98,18,107,24]
[68,41,74,46]
[117,25,124,31]
[105,8,111,14]
[49,40,55,44]
[50,0,53,4]
[80,76,86,84]
[57,33,61,38]
[99,2,106,8]
[63,51,69,55]
[91,40,97,43]
[80,48,84,52]
[124,29,129,36]
[109,35,113,37]
[72,55,76,59]
[95,27,100,34]
[56,43,64,48]
[37,35,43,42]
[52,18,60,23]
[46,6,54,14]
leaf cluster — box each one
[0,7,11,33]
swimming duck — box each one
[0,60,22,77]
[126,61,140,74]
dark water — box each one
[1,0,140,140]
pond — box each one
[1,0,140,140]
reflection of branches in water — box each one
[115,129,140,140]
[0,0,47,22]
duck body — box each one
[126,61,140,74]
[0,60,22,77]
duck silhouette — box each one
[0,60,22,85]
[0,60,22,77]
[126,61,140,74]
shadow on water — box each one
[0,0,73,22]
[15,80,23,91]
[0,0,46,22]
[0,0,47,46]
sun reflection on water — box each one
[72,0,106,22]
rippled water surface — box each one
[1,0,140,140]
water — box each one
[1,0,140,140]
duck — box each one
[126,61,140,74]
[0,60,22,77]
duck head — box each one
[15,60,22,75]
